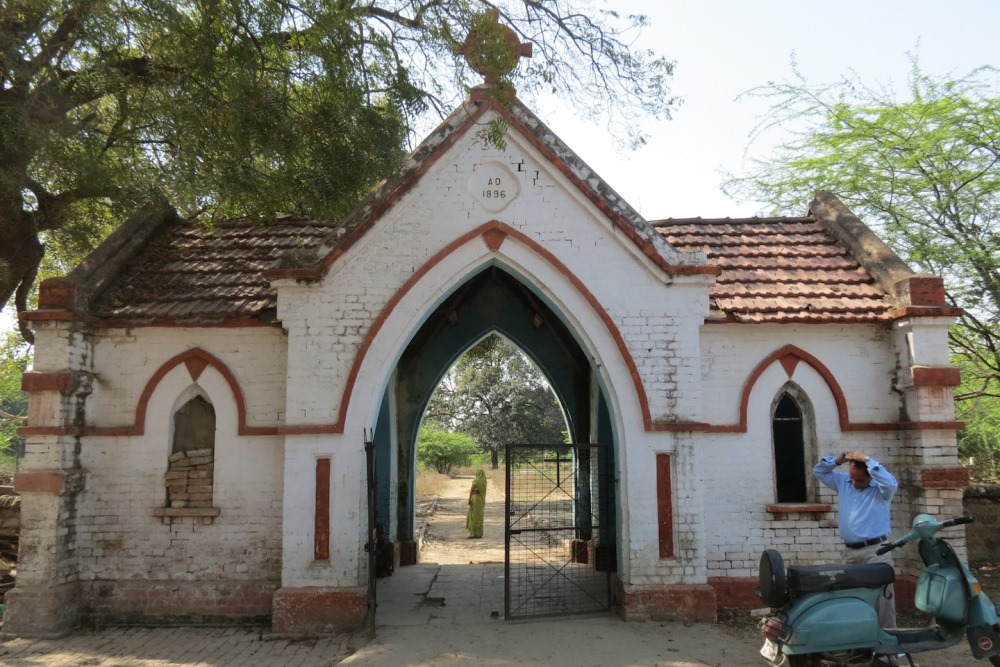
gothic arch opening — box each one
[770,383,818,503]
[369,265,619,575]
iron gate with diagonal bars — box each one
[505,443,614,620]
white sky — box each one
[532,0,1000,219]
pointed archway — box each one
[369,266,617,567]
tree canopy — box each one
[0,0,678,338]
[424,335,567,468]
[723,61,1000,401]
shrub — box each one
[416,427,479,475]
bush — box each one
[416,427,479,475]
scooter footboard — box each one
[785,594,884,652]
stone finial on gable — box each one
[462,9,532,99]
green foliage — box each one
[425,334,567,467]
[0,330,29,483]
[0,0,679,326]
[416,426,479,475]
[723,59,1000,457]
[956,372,1000,481]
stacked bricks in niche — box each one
[166,448,214,507]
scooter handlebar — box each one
[941,516,975,528]
[875,542,897,556]
[876,516,975,555]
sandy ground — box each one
[417,473,507,565]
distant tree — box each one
[415,426,479,475]
[0,331,29,483]
[426,335,567,468]
[723,61,1000,400]
[0,0,679,343]
[955,370,1000,481]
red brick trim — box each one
[708,576,761,610]
[265,98,719,283]
[79,581,277,621]
[18,426,84,436]
[37,279,77,309]
[122,347,279,437]
[275,425,340,435]
[20,372,72,394]
[889,305,964,319]
[902,276,946,306]
[766,503,832,520]
[329,220,657,433]
[271,587,367,634]
[656,454,673,559]
[34,348,279,437]
[315,458,331,560]
[14,472,66,494]
[911,366,962,387]
[686,344,965,435]
[919,467,970,489]
[620,584,717,622]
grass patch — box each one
[415,469,451,499]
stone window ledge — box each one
[766,503,831,520]
[153,507,221,524]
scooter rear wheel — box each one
[787,654,822,667]
[988,655,1000,666]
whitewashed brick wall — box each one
[75,356,284,583]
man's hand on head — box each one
[845,450,868,463]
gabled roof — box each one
[43,193,939,326]
[653,215,893,323]
[25,92,956,328]
[89,216,334,325]
[262,90,710,281]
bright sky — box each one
[533,0,1000,219]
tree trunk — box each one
[0,209,44,315]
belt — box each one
[845,535,888,549]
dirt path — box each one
[417,474,506,565]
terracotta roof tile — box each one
[93,217,335,324]
[652,215,896,323]
[93,212,898,326]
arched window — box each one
[772,392,809,503]
[166,394,216,508]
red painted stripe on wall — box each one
[315,458,331,560]
[657,454,673,559]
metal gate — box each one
[505,443,614,620]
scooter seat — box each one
[787,562,895,594]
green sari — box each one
[466,469,487,538]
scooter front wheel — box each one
[989,655,1000,666]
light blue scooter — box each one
[756,514,1000,666]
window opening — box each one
[166,394,216,508]
[772,393,806,503]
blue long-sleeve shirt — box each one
[813,456,898,544]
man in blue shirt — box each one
[814,450,899,629]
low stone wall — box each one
[965,484,1000,564]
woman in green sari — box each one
[466,469,487,538]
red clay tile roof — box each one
[652,215,896,323]
[92,216,335,324]
[92,212,898,326]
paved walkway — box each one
[0,562,767,667]
[1,559,982,667]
